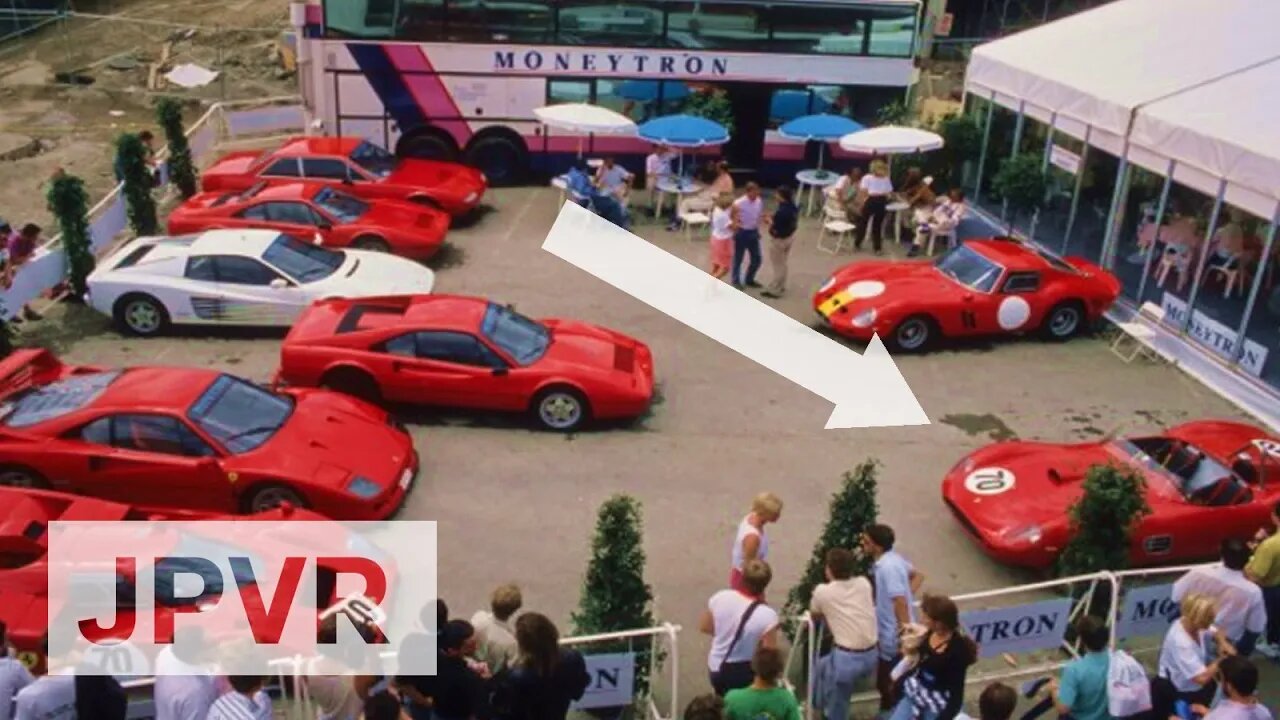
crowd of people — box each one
[824,163,968,258]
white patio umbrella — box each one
[838,125,944,155]
[533,103,637,157]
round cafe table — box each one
[795,169,840,216]
[654,176,706,217]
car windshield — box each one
[187,375,293,454]
[349,141,396,179]
[262,233,345,283]
[481,303,550,366]
[312,186,369,224]
[0,371,122,427]
[934,245,1002,292]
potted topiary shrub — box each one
[46,173,95,302]
[572,495,657,718]
[155,97,199,199]
[1057,463,1151,617]
[115,132,159,237]
[935,113,984,189]
[992,153,1048,238]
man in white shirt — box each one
[205,676,272,720]
[730,183,765,289]
[700,559,779,697]
[1,623,35,720]
[153,627,219,720]
[1199,656,1271,720]
[644,145,674,215]
[470,583,521,675]
[809,548,877,720]
[1172,539,1266,655]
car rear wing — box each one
[0,349,65,403]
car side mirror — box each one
[492,367,509,377]
[197,456,220,471]
[317,220,333,230]
[342,175,354,185]
[270,278,289,290]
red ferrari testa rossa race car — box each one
[813,238,1121,352]
[943,420,1280,569]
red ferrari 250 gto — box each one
[201,136,487,217]
[275,295,655,432]
[943,420,1280,569]
[813,239,1121,352]
[167,182,449,261]
[0,349,417,519]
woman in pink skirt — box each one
[708,193,734,279]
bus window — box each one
[323,0,398,38]
[771,4,867,55]
[866,6,917,57]
[400,0,446,41]
[558,1,664,47]
[664,2,768,51]
[547,79,593,106]
[445,0,554,43]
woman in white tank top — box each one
[730,492,783,594]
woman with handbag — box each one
[701,559,780,697]
[889,595,978,720]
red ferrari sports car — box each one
[0,486,380,675]
[201,136,487,217]
[275,295,655,432]
[0,349,417,519]
[813,239,1121,352]
[942,420,1280,569]
[167,182,449,261]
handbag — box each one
[711,600,763,696]
[1107,649,1152,717]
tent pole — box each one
[1181,179,1228,323]
[1098,150,1130,270]
[1134,159,1176,303]
[972,90,995,204]
[1001,100,1026,224]
[1060,125,1091,253]
[1231,204,1279,364]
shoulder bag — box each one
[710,600,763,696]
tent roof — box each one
[966,0,1280,137]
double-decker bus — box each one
[292,0,922,185]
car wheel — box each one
[351,235,391,253]
[1041,301,1084,341]
[0,465,50,489]
[321,367,382,405]
[532,387,589,432]
[244,483,307,513]
[464,135,526,187]
[890,315,936,353]
[114,294,170,337]
[398,130,458,162]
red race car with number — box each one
[275,295,655,432]
[0,486,386,676]
[167,182,449,261]
[0,349,417,519]
[813,239,1121,352]
[201,136,487,217]
[942,420,1280,569]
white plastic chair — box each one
[926,227,958,256]
[1110,302,1170,364]
[678,211,710,241]
[818,206,855,254]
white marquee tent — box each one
[964,0,1280,219]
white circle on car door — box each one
[997,296,1031,330]
[964,467,1016,495]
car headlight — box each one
[1001,524,1043,545]
[852,308,877,328]
[818,276,836,293]
[465,191,478,203]
[346,476,382,499]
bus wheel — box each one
[465,135,526,186]
[398,130,458,162]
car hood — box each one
[942,440,1117,540]
[814,260,962,316]
[250,391,409,489]
[540,319,643,373]
[362,202,449,238]
[389,159,480,192]
[321,251,435,295]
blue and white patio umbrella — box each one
[779,113,865,169]
[637,114,730,177]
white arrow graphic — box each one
[543,202,930,429]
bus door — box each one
[723,83,771,178]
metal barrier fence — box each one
[0,96,304,320]
[783,566,1209,720]
[119,623,681,720]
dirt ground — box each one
[0,0,294,228]
[18,186,1274,710]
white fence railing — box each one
[784,565,1209,720]
[120,623,682,720]
[0,96,305,321]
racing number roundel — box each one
[1255,439,1280,458]
[997,297,1031,330]
[964,467,1016,495]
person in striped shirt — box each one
[205,676,271,720]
